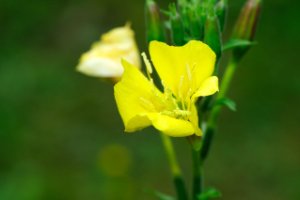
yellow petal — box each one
[114,60,163,132]
[149,40,216,97]
[77,25,140,78]
[193,76,219,98]
[148,113,195,137]
[101,24,134,43]
[189,104,202,136]
[77,57,124,77]
[125,113,152,132]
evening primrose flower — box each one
[114,40,218,137]
[77,24,140,79]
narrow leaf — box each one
[222,39,256,51]
[144,189,175,200]
[215,98,236,111]
[198,188,222,200]
[154,191,175,200]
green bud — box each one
[232,0,261,40]
[145,0,166,43]
[204,10,222,64]
[177,0,188,8]
[197,0,215,40]
[215,0,228,32]
[169,3,185,45]
[200,0,217,8]
[178,3,203,41]
[186,8,202,40]
[232,0,262,59]
[208,0,218,5]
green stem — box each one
[201,57,238,161]
[192,149,202,199]
[160,134,188,200]
[217,57,238,102]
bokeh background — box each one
[0,0,299,199]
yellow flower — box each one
[114,40,219,137]
[76,24,140,78]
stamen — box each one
[141,52,153,83]
[163,87,179,110]
[161,80,166,90]
[186,63,192,82]
[161,110,176,118]
[191,62,197,72]
[161,109,191,120]
[178,75,184,98]
[173,110,191,119]
[139,97,155,111]
[186,88,193,110]
[178,75,186,110]
[190,63,197,90]
[141,52,153,74]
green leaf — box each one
[144,189,175,200]
[154,191,175,200]
[222,39,256,51]
[198,188,222,200]
[160,9,171,16]
[215,98,236,111]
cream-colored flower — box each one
[77,24,140,78]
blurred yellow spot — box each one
[99,144,132,177]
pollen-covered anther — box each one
[161,109,191,120]
[141,52,153,82]
[186,63,192,82]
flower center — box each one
[160,88,191,120]
[140,52,193,120]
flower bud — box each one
[197,0,215,41]
[232,0,261,59]
[145,0,166,43]
[215,0,227,32]
[169,4,185,45]
[177,0,188,8]
[186,8,202,40]
[232,0,261,40]
[204,10,222,63]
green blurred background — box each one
[0,0,299,199]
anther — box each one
[186,63,192,82]
[141,52,153,74]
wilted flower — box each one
[77,24,140,79]
[114,40,218,137]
